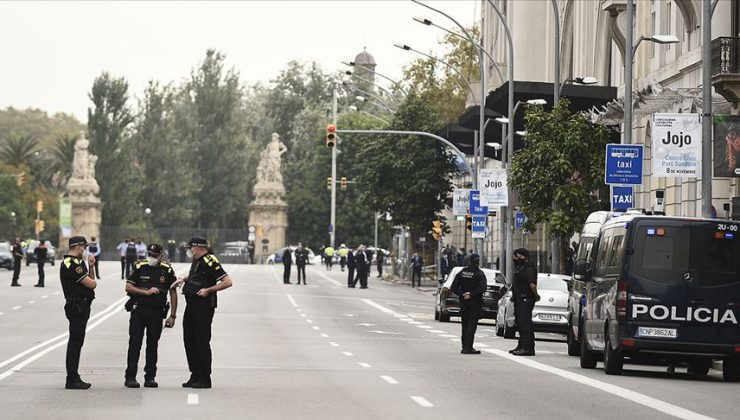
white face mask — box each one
[82,248,90,260]
[186,249,194,259]
[147,256,159,266]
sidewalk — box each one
[376,273,437,294]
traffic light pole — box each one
[330,85,338,249]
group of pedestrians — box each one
[116,238,147,279]
[281,242,309,285]
[7,237,61,288]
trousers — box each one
[126,305,163,380]
[347,267,355,287]
[283,264,291,284]
[12,257,21,284]
[125,256,136,279]
[64,300,91,380]
[460,301,481,351]
[120,257,126,278]
[514,297,536,351]
[37,261,45,285]
[296,264,306,284]
[411,268,422,287]
[183,297,215,381]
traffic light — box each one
[34,219,45,235]
[15,172,25,186]
[36,200,44,213]
[326,124,336,148]
[326,177,332,190]
[465,214,472,231]
[340,177,348,190]
[432,220,443,241]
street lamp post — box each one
[355,94,396,114]
[144,208,152,244]
[330,83,338,249]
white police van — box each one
[576,213,740,381]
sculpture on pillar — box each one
[64,131,102,246]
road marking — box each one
[53,291,60,295]
[300,313,307,317]
[342,352,353,357]
[449,338,458,342]
[312,326,320,330]
[11,306,21,310]
[286,294,298,307]
[329,342,340,347]
[28,301,35,304]
[538,350,554,354]
[399,318,412,322]
[356,323,375,327]
[362,298,401,316]
[306,319,313,324]
[342,314,357,317]
[380,375,398,384]
[367,330,403,335]
[187,393,199,405]
[0,312,4,316]
[408,321,422,325]
[410,396,434,407]
[320,333,329,338]
[41,295,48,299]
[476,343,489,348]
[416,325,432,329]
[314,270,342,286]
[440,334,457,338]
[483,349,715,420]
[358,362,371,368]
[297,309,303,312]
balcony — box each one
[711,37,740,102]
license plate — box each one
[538,313,561,321]
[637,326,677,339]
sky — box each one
[0,0,479,122]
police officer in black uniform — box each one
[171,237,233,389]
[10,237,23,286]
[449,253,487,354]
[282,246,292,284]
[124,244,178,388]
[510,248,539,356]
[295,242,308,285]
[60,236,97,389]
[346,248,356,288]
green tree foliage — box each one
[0,134,39,167]
[402,26,479,123]
[42,134,77,192]
[87,72,140,226]
[0,108,83,150]
[356,93,457,237]
[509,100,611,247]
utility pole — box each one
[330,85,338,248]
[624,0,634,145]
[701,0,713,218]
[551,0,561,274]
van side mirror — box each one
[574,258,592,278]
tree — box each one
[42,134,77,192]
[356,93,458,237]
[0,107,83,150]
[509,100,611,266]
[87,72,140,226]
[0,134,39,167]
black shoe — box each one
[11,283,20,287]
[182,376,198,388]
[65,379,91,389]
[461,349,481,354]
[511,349,535,356]
[144,379,158,388]
[508,348,521,354]
[124,378,140,388]
[191,380,211,389]
[360,286,367,289]
[34,284,44,287]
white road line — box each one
[428,330,446,333]
[320,333,329,338]
[399,318,412,322]
[408,321,422,325]
[314,270,342,286]
[440,334,457,338]
[362,298,402,316]
[538,350,554,354]
[11,306,21,310]
[380,375,398,384]
[329,342,340,347]
[449,338,458,342]
[0,312,4,316]
[342,352,353,357]
[476,343,489,348]
[416,325,432,329]
[187,393,199,405]
[300,313,307,317]
[410,396,434,408]
[358,362,371,368]
[306,319,313,324]
[286,294,298,307]
[41,295,48,299]
[483,349,715,420]
[28,301,35,304]
[297,309,303,312]
[312,326,320,330]
[53,291,60,295]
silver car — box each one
[496,273,570,338]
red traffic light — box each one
[327,124,336,133]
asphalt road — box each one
[0,261,736,420]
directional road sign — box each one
[611,186,633,210]
[472,215,486,239]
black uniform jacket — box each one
[127,260,176,307]
[450,266,487,304]
[183,254,228,307]
[60,255,94,300]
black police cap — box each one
[514,248,530,258]
[469,253,481,263]
[147,243,164,255]
[187,237,209,248]
[68,236,88,247]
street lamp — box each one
[349,105,390,125]
[144,208,152,244]
[355,95,396,114]
[341,61,409,95]
[341,73,403,105]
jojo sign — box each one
[652,113,701,178]
[452,188,470,216]
[478,169,508,207]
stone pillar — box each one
[63,131,102,250]
[248,183,288,262]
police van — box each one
[576,213,740,381]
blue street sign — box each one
[469,190,488,215]
[515,211,526,229]
[472,215,486,239]
[611,186,633,210]
[605,144,644,185]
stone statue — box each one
[64,130,101,247]
[256,132,288,185]
[71,131,97,181]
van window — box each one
[689,222,739,286]
[605,229,626,279]
[593,232,613,278]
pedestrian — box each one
[411,252,424,288]
[509,248,539,357]
[364,247,374,277]
[346,248,356,288]
[88,237,101,279]
[135,239,147,260]
[10,237,23,286]
[178,242,187,263]
[34,239,48,287]
[338,244,348,272]
[456,248,466,267]
[376,249,384,278]
[247,241,255,264]
[282,246,292,284]
[448,253,486,354]
[352,245,368,289]
[167,239,177,262]
[565,243,575,276]
[295,242,308,285]
[172,237,233,389]
[125,239,138,278]
[440,252,450,281]
[323,245,335,271]
[117,238,129,279]
[61,236,97,389]
[124,244,178,388]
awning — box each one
[435,123,501,160]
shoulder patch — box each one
[64,257,73,268]
[160,261,171,268]
[204,254,220,266]
[75,266,84,274]
[135,260,148,268]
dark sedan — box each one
[0,242,13,270]
[434,267,507,323]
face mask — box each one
[514,258,525,266]
[82,248,90,260]
[186,249,194,259]
[147,256,159,266]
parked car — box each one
[496,273,570,339]
[0,241,14,270]
[25,240,55,266]
[218,246,249,264]
[267,246,317,265]
[435,267,506,322]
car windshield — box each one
[537,276,568,291]
[630,221,739,287]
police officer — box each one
[10,237,23,286]
[376,249,384,278]
[282,246,292,284]
[338,244,348,272]
[88,237,101,279]
[124,244,178,388]
[125,239,138,278]
[509,248,539,356]
[448,253,487,354]
[411,252,424,287]
[346,248,356,288]
[34,239,48,287]
[294,242,308,285]
[60,236,97,389]
[171,237,233,389]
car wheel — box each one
[579,332,598,369]
[723,358,740,382]
[567,322,580,357]
[603,330,623,375]
[496,322,504,337]
[687,359,711,376]
[439,311,450,323]
[434,307,440,321]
